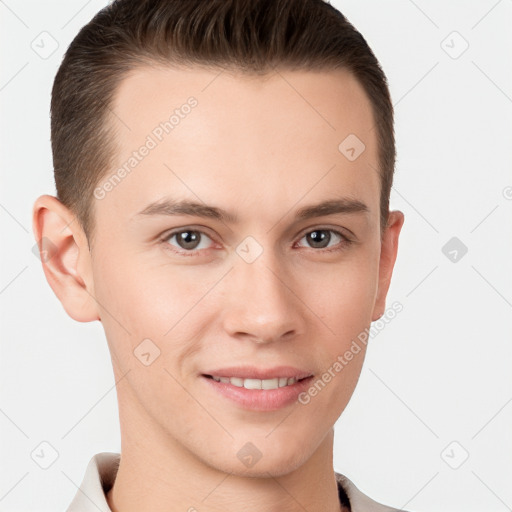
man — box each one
[32,0,407,510]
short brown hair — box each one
[51,0,395,248]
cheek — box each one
[305,248,380,343]
[295,260,376,422]
[91,246,218,369]
[90,246,168,361]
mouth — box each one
[202,374,312,390]
[200,368,315,411]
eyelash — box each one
[159,227,354,257]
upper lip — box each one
[202,366,313,380]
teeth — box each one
[279,377,289,387]
[210,375,299,389]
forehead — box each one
[97,64,380,227]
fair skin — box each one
[33,65,404,512]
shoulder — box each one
[335,472,412,512]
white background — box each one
[1,1,511,511]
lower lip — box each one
[201,375,314,411]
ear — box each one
[32,194,100,322]
[371,210,404,321]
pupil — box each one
[308,230,330,248]
[178,231,200,250]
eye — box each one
[296,228,351,251]
[162,229,215,254]
[159,226,353,257]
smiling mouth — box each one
[202,374,312,390]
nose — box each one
[221,250,305,345]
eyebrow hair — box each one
[134,197,369,223]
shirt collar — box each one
[66,452,118,512]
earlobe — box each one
[371,210,404,322]
[32,194,100,322]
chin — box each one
[200,437,314,479]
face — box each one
[34,64,403,477]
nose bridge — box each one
[222,244,302,343]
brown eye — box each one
[297,229,350,251]
[176,231,201,250]
[163,230,214,252]
[306,230,332,248]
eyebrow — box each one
[134,197,369,223]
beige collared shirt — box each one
[66,452,408,512]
